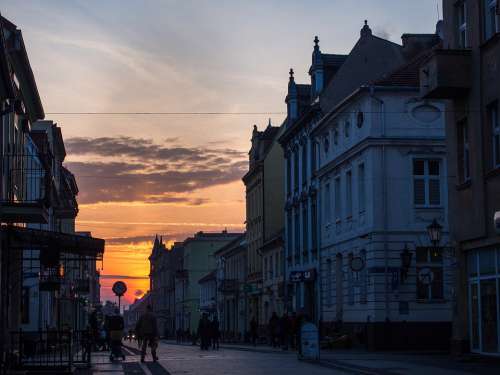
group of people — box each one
[265,311,305,350]
[197,313,220,350]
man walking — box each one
[135,305,159,362]
[197,313,210,350]
[268,312,279,348]
[211,316,220,350]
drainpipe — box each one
[370,86,389,321]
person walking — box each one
[135,305,159,362]
[250,317,258,347]
[279,313,290,350]
[197,313,210,350]
[211,316,220,350]
[268,312,279,348]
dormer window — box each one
[333,127,339,145]
[357,111,364,128]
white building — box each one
[314,30,453,349]
[199,270,217,318]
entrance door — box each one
[480,279,498,353]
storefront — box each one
[468,248,500,355]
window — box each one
[346,171,352,218]
[413,159,441,206]
[21,287,30,324]
[324,183,331,224]
[270,255,274,279]
[302,143,308,185]
[294,209,300,262]
[286,156,292,195]
[416,247,444,301]
[358,163,366,212]
[333,127,339,145]
[344,120,350,138]
[311,142,316,174]
[287,212,293,261]
[457,1,468,48]
[334,177,341,221]
[311,199,318,250]
[302,204,308,255]
[457,119,471,182]
[489,103,500,168]
[484,0,499,40]
[294,149,299,191]
[326,259,333,306]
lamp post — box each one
[427,219,443,257]
[400,244,413,283]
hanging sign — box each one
[112,281,127,297]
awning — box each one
[1,225,104,257]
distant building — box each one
[149,235,168,336]
[419,0,500,356]
[198,270,217,317]
[177,231,242,332]
[124,293,151,332]
[214,233,247,339]
[243,122,281,327]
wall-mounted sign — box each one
[112,281,127,297]
[290,269,317,283]
[350,257,365,272]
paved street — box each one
[82,341,500,375]
[86,341,347,375]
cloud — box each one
[100,275,149,280]
[64,137,247,204]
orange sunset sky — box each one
[2,0,440,306]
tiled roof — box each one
[373,49,434,88]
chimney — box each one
[401,33,440,59]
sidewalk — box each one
[162,340,500,375]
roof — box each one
[214,233,246,256]
[0,14,14,100]
[320,27,406,112]
[198,270,217,284]
[1,16,44,122]
[372,48,435,88]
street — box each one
[87,342,348,375]
[84,341,500,375]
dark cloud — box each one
[64,137,247,204]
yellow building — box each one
[243,122,283,327]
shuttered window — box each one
[413,159,441,207]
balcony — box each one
[420,49,472,99]
[0,153,50,223]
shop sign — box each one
[290,269,317,283]
[300,322,320,361]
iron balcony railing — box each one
[1,152,49,204]
[8,329,91,372]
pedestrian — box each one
[279,313,290,350]
[211,316,220,350]
[250,317,258,347]
[135,305,159,362]
[268,312,279,348]
[197,313,210,350]
[289,312,297,349]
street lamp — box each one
[427,219,443,257]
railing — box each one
[8,329,91,372]
[1,152,49,204]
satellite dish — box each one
[112,281,127,297]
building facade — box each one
[214,233,247,340]
[420,0,500,356]
[315,27,452,350]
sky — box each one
[2,0,441,306]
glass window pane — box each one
[416,247,428,263]
[414,179,425,205]
[429,179,441,205]
[470,283,480,350]
[413,160,424,175]
[429,160,440,176]
[479,249,496,276]
[431,267,444,299]
[468,251,478,277]
[480,279,498,352]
